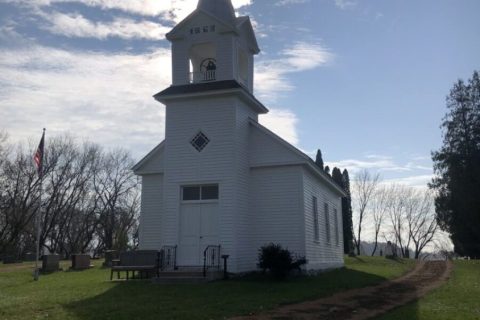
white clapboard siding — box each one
[163,95,241,271]
[303,168,344,270]
[248,123,305,167]
[250,165,305,263]
[139,174,164,250]
[234,100,259,272]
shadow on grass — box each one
[63,267,420,320]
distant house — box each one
[133,0,346,273]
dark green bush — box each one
[257,243,307,279]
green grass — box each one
[0,256,414,320]
[375,260,480,320]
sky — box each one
[1,0,479,193]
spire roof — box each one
[197,0,236,24]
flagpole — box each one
[34,128,45,281]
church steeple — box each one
[197,0,236,24]
[164,0,260,94]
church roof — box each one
[249,119,347,197]
[153,80,269,114]
[197,0,236,25]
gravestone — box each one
[3,255,22,264]
[24,252,36,262]
[42,254,60,272]
[71,254,92,270]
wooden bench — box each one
[110,250,159,280]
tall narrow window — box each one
[334,208,339,246]
[325,203,330,244]
[313,196,319,242]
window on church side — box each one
[325,203,331,244]
[313,196,319,242]
[334,208,339,246]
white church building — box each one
[133,0,346,273]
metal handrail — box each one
[159,245,177,271]
[203,245,221,277]
[189,70,216,83]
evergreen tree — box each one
[315,149,324,170]
[332,167,343,187]
[342,169,354,254]
[431,71,480,257]
[324,166,331,176]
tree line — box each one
[0,133,139,260]
[316,150,438,259]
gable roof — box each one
[132,141,165,174]
[167,8,237,41]
[198,0,236,24]
[236,16,260,54]
[249,119,347,197]
[166,5,260,54]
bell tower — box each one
[154,0,267,273]
[165,0,260,93]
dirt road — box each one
[232,261,452,320]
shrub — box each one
[257,243,307,279]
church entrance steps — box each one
[152,269,223,284]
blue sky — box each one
[1,0,479,190]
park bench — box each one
[110,250,159,280]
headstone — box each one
[71,254,92,270]
[385,241,394,259]
[103,250,118,267]
[42,254,60,272]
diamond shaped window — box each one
[190,132,210,152]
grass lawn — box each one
[375,260,480,320]
[0,256,413,320]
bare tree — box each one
[370,185,389,256]
[0,135,139,259]
[405,190,438,259]
[386,184,412,258]
[352,169,380,255]
[93,149,139,253]
[0,144,42,256]
[0,130,8,166]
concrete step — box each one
[152,270,224,284]
[152,276,208,284]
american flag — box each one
[34,129,45,178]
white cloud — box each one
[5,0,253,21]
[0,45,171,157]
[334,0,356,10]
[383,175,434,189]
[255,41,333,103]
[276,0,309,6]
[0,43,304,157]
[259,109,299,145]
[43,12,171,40]
[328,154,433,176]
